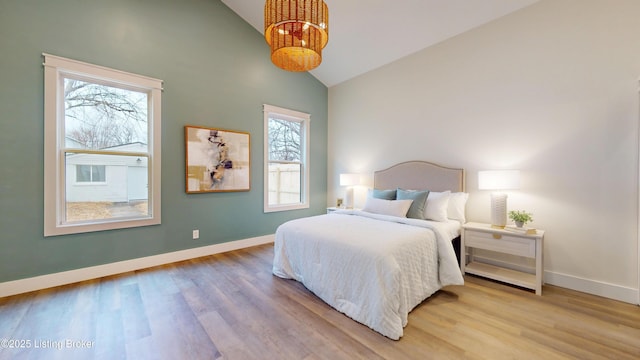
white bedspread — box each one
[272,210,464,340]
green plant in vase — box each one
[508,210,533,228]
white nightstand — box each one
[327,207,358,214]
[461,222,545,295]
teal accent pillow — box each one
[372,189,396,200]
[397,188,429,219]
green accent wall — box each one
[0,0,328,282]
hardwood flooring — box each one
[1,243,639,360]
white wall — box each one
[328,0,640,303]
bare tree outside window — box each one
[64,79,148,149]
[267,116,305,207]
[62,78,150,223]
[268,118,301,161]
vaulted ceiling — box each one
[222,0,539,87]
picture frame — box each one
[185,125,250,193]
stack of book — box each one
[503,225,537,235]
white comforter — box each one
[272,210,464,340]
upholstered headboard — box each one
[374,161,465,192]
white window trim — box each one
[43,53,162,236]
[263,104,310,213]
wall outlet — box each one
[192,229,199,240]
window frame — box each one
[43,53,162,236]
[263,104,310,213]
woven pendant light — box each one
[264,0,329,72]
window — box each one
[43,54,162,236]
[263,104,310,212]
[76,165,106,183]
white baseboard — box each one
[470,254,639,305]
[0,234,275,298]
[545,270,639,305]
[3,235,637,305]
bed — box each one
[272,161,467,340]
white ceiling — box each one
[222,0,539,88]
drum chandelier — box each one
[264,0,329,72]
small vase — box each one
[515,221,524,228]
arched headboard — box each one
[374,161,465,192]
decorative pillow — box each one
[396,188,429,220]
[448,192,469,223]
[362,197,413,218]
[424,191,451,222]
[372,188,397,200]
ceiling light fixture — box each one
[264,0,329,72]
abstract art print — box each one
[185,126,250,193]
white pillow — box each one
[362,197,413,218]
[424,191,451,222]
[448,192,469,223]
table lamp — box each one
[339,173,361,209]
[478,170,520,228]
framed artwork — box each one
[185,125,250,193]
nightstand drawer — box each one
[465,230,535,258]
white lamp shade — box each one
[478,170,520,190]
[339,173,361,186]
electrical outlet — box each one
[192,229,199,240]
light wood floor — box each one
[1,244,639,360]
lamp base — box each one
[345,187,354,209]
[490,193,508,228]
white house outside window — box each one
[43,54,162,236]
[263,104,310,212]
